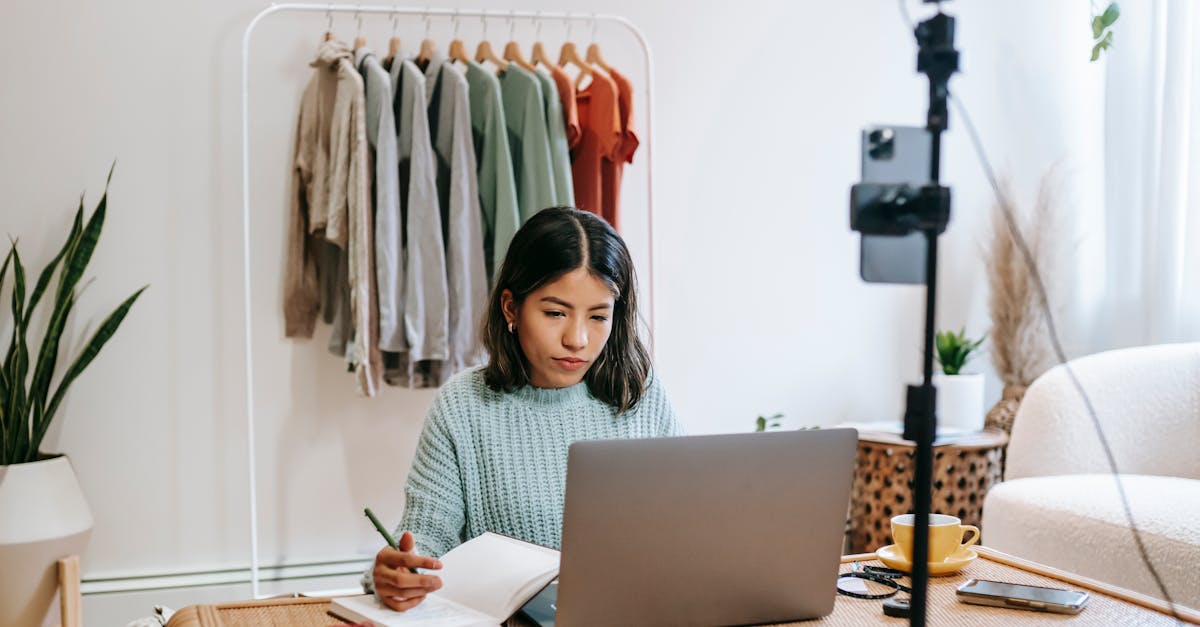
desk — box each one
[166,547,1199,626]
[847,429,1008,554]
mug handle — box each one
[960,525,980,548]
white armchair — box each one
[982,342,1200,610]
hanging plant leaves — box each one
[1090,3,1120,62]
[1100,3,1120,28]
[1091,30,1114,62]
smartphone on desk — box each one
[517,580,557,626]
[957,578,1089,614]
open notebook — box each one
[331,532,560,626]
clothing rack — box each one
[240,3,657,597]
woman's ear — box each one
[500,289,517,325]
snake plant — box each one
[1,166,146,465]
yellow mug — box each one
[890,513,979,563]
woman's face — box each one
[503,267,616,389]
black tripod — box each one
[849,7,959,626]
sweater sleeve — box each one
[399,395,468,558]
[362,395,467,593]
[283,78,321,338]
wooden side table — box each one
[846,429,1008,554]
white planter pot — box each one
[933,373,985,432]
[0,454,93,627]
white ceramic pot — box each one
[933,373,985,432]
[0,454,93,627]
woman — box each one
[367,207,681,611]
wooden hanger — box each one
[476,40,509,71]
[475,16,509,71]
[584,15,612,73]
[446,11,469,66]
[351,10,365,51]
[352,10,366,51]
[416,13,436,64]
[531,40,554,68]
[558,42,594,78]
[449,38,470,65]
[558,19,594,78]
[418,38,436,63]
[529,14,554,69]
[504,41,535,72]
[502,13,536,72]
[585,43,612,73]
[385,12,401,63]
[323,9,335,42]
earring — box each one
[508,321,515,333]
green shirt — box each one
[534,68,575,207]
[499,65,559,223]
[465,62,520,282]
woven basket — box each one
[846,432,1006,554]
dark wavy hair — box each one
[481,207,651,413]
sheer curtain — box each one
[1094,0,1200,349]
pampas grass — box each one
[986,170,1065,389]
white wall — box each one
[0,0,1103,622]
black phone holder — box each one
[850,10,957,239]
[846,5,959,627]
[850,182,950,236]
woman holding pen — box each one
[365,207,682,612]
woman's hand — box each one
[372,531,444,611]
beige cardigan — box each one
[284,40,381,396]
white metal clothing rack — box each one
[240,3,656,597]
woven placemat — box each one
[213,600,341,626]
[166,597,346,627]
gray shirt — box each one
[423,54,489,380]
[357,49,405,353]
[389,56,450,361]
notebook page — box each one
[437,532,561,621]
[330,593,496,627]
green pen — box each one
[364,507,420,574]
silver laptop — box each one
[551,428,857,626]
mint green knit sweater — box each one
[364,365,680,591]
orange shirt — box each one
[602,67,640,231]
[571,71,622,223]
[548,65,581,149]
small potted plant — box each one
[754,413,784,432]
[0,169,146,626]
[753,414,821,432]
[933,328,987,432]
